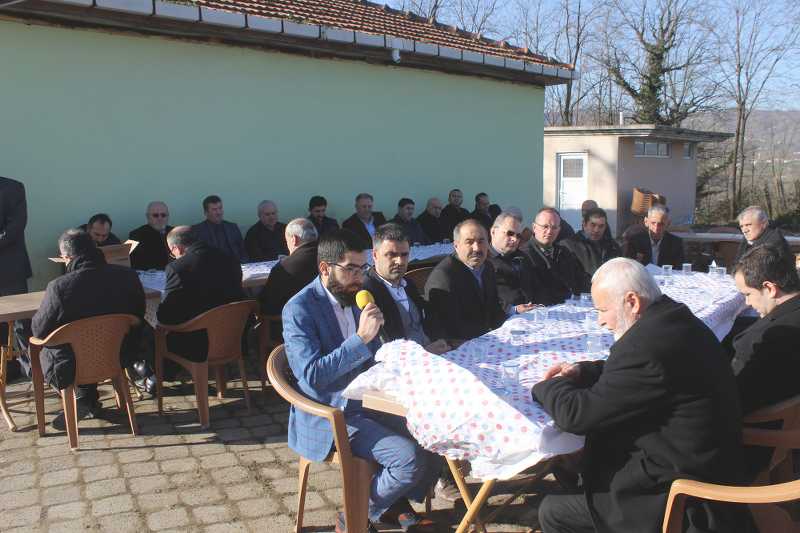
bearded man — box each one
[532,258,744,533]
[282,228,441,533]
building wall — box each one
[0,20,545,289]
[543,134,619,234]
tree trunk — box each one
[729,104,744,218]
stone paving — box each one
[0,369,547,532]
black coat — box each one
[424,255,507,341]
[524,240,591,305]
[309,216,339,237]
[416,211,448,243]
[735,226,789,263]
[32,249,145,390]
[361,268,429,342]
[78,224,121,247]
[468,209,493,232]
[0,177,32,287]
[258,241,319,316]
[342,213,387,248]
[391,215,430,245]
[625,230,685,268]
[191,220,247,262]
[561,231,621,277]
[440,204,469,238]
[244,221,288,262]
[533,296,744,533]
[157,241,244,361]
[554,218,576,243]
[487,248,539,309]
[129,224,173,270]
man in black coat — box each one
[525,208,590,305]
[129,201,173,270]
[308,195,339,237]
[416,198,447,244]
[157,226,244,363]
[440,188,470,238]
[424,220,508,343]
[82,213,122,247]
[533,258,743,533]
[469,192,493,232]
[735,205,789,263]
[391,198,430,245]
[341,193,387,249]
[32,229,145,427]
[0,177,33,380]
[561,207,621,277]
[487,212,539,310]
[192,195,247,262]
[244,200,288,262]
[624,204,685,268]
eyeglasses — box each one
[535,223,560,231]
[505,230,522,238]
[330,263,370,276]
[150,213,169,218]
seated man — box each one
[342,193,387,248]
[82,213,121,247]
[192,195,247,262]
[391,198,429,245]
[469,192,493,232]
[533,258,743,533]
[157,226,244,364]
[258,218,319,317]
[308,195,339,236]
[525,208,590,305]
[735,205,789,262]
[416,198,447,243]
[425,219,508,342]
[129,201,173,270]
[282,229,440,532]
[244,200,288,262]
[32,229,145,428]
[362,223,448,353]
[624,204,684,268]
[487,212,539,311]
[440,188,469,238]
[560,207,621,277]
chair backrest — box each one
[744,394,800,480]
[404,267,434,296]
[266,345,354,461]
[172,300,257,363]
[39,314,139,385]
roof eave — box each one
[544,125,734,143]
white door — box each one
[556,153,588,229]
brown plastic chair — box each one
[155,300,257,428]
[28,314,141,450]
[404,267,435,297]
[256,313,282,396]
[743,393,800,483]
[662,427,800,533]
[266,345,375,533]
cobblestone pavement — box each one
[0,371,546,532]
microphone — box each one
[355,289,390,344]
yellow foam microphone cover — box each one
[355,290,375,310]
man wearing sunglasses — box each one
[488,212,539,312]
[283,229,441,532]
[129,201,174,270]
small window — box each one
[634,140,671,158]
[562,158,584,178]
[683,142,694,159]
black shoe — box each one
[130,361,153,379]
[134,375,157,395]
[51,399,101,431]
[335,512,379,533]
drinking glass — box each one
[585,333,604,353]
[580,293,592,308]
[682,263,692,274]
[501,360,520,389]
[662,265,673,276]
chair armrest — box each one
[28,336,47,347]
[743,428,800,450]
[157,300,258,334]
[743,394,800,424]
[667,477,800,505]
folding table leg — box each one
[455,479,496,533]
[0,323,17,431]
[446,458,489,533]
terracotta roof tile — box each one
[187,0,570,67]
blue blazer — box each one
[282,277,379,462]
[191,220,247,263]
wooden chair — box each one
[255,313,282,396]
[266,345,375,533]
[28,314,141,450]
[155,300,257,428]
[743,394,800,483]
[404,267,435,297]
[662,427,800,533]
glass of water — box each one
[585,333,604,353]
[662,265,673,276]
[501,360,520,390]
[682,263,692,274]
[580,293,592,307]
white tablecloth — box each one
[343,270,747,481]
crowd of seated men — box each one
[2,171,798,533]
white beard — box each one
[612,309,637,341]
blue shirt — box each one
[468,263,485,289]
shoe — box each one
[134,375,157,395]
[435,478,462,502]
[130,361,154,379]
[51,399,101,431]
[379,499,439,532]
[334,511,378,533]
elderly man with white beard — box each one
[531,258,745,533]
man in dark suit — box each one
[561,207,621,277]
[534,257,743,533]
[525,208,590,305]
[244,200,288,262]
[82,213,122,247]
[191,195,247,262]
[341,193,387,248]
[624,204,684,268]
[416,198,447,243]
[0,177,33,380]
[469,192,493,232]
[440,188,470,238]
[129,201,173,270]
[425,219,508,343]
[391,198,429,245]
[32,229,145,428]
[258,218,319,317]
[157,226,244,364]
[362,223,448,353]
[308,195,339,237]
[487,212,538,311]
[735,205,789,263]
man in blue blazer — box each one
[191,195,247,262]
[282,229,439,532]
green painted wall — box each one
[0,19,544,289]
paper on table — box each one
[50,240,139,263]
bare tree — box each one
[451,0,507,35]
